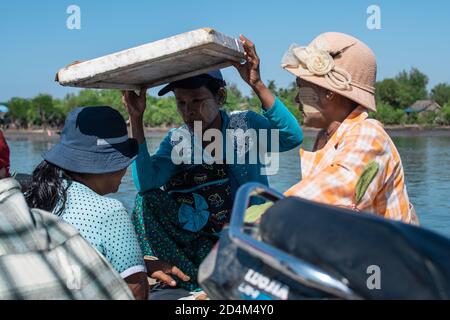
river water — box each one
[7,133,450,239]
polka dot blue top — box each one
[53,180,146,278]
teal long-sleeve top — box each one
[131,97,303,200]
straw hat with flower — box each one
[282,32,377,112]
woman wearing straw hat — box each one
[282,32,418,224]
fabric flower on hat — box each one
[292,38,335,76]
[282,37,354,91]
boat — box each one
[199,183,450,299]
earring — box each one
[326,91,335,100]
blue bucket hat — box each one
[43,106,138,174]
[158,70,226,96]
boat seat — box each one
[259,196,450,299]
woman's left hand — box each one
[233,34,264,89]
[233,34,275,109]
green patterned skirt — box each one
[131,189,219,291]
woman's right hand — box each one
[122,87,147,120]
[145,259,191,287]
[122,88,147,144]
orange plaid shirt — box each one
[285,106,419,225]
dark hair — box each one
[203,78,225,97]
[24,160,72,216]
[206,78,228,105]
[173,76,227,104]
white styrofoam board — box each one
[56,28,245,90]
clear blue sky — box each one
[1,0,449,101]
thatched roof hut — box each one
[405,100,442,113]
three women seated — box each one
[24,32,417,299]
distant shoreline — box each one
[3,125,450,140]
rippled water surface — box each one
[8,134,450,239]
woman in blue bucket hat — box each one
[25,106,190,299]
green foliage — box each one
[404,111,419,125]
[371,68,450,126]
[275,81,303,124]
[144,97,181,127]
[267,80,277,93]
[431,83,450,107]
[7,94,65,128]
[417,111,438,128]
[375,68,428,109]
[441,103,450,125]
[395,68,429,108]
[371,102,406,125]
[8,97,31,127]
[223,83,245,112]
[2,68,446,128]
[375,79,402,108]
